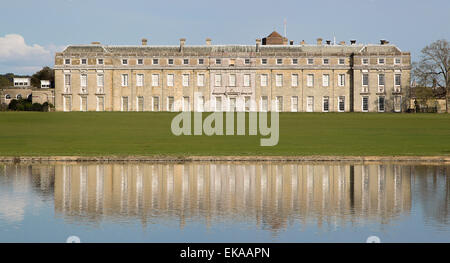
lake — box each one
[0,162,448,242]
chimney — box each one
[179,38,186,51]
[206,38,211,46]
[317,38,323,45]
[91,41,101,45]
[339,41,346,45]
[350,39,356,45]
[380,39,389,45]
[142,38,148,46]
[290,40,294,45]
[256,38,261,52]
[326,40,331,45]
[300,40,306,45]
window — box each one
[5,94,11,100]
[338,96,345,112]
[215,96,222,111]
[136,74,144,87]
[80,74,87,87]
[261,58,267,64]
[338,74,345,86]
[395,74,401,86]
[276,74,283,87]
[378,74,385,86]
[261,74,268,87]
[197,96,205,112]
[277,58,283,65]
[97,58,104,65]
[63,96,72,112]
[152,58,159,65]
[260,96,268,112]
[322,74,329,87]
[121,96,129,111]
[197,74,205,86]
[229,97,236,112]
[153,96,160,111]
[362,97,369,112]
[152,74,159,86]
[168,58,174,65]
[339,58,345,65]
[229,74,236,86]
[292,58,298,64]
[97,96,105,111]
[215,59,221,64]
[322,97,329,112]
[362,73,369,86]
[243,74,250,87]
[307,74,314,87]
[122,59,128,65]
[244,96,251,111]
[394,95,402,112]
[97,74,104,87]
[167,74,174,87]
[378,96,385,112]
[291,74,298,87]
[323,58,329,65]
[244,58,250,64]
[64,58,71,65]
[307,96,314,112]
[121,74,128,86]
[81,58,87,65]
[275,96,283,112]
[64,74,71,86]
[378,58,385,64]
[137,58,143,65]
[16,94,22,100]
[182,74,189,87]
[183,58,189,65]
[167,97,175,112]
[362,58,369,65]
[198,58,204,65]
[214,74,222,86]
[395,58,401,64]
[291,96,298,112]
[137,96,144,112]
[307,58,314,65]
[80,96,87,111]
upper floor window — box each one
[229,74,236,86]
[197,74,205,86]
[81,58,87,65]
[136,74,144,87]
[122,59,128,65]
[260,74,268,87]
[167,74,174,87]
[216,59,221,64]
[244,58,250,64]
[378,74,385,86]
[292,58,298,64]
[362,73,369,86]
[395,58,401,64]
[362,58,369,65]
[121,74,128,86]
[261,58,267,65]
[339,58,345,65]
[276,58,283,65]
[97,74,104,87]
[182,74,189,87]
[322,74,329,87]
[198,58,204,65]
[80,74,87,87]
[323,58,329,65]
[275,74,283,87]
[338,74,345,86]
[152,58,159,65]
[168,58,174,65]
[291,74,298,87]
[64,58,71,65]
[243,74,250,87]
[137,58,144,65]
[97,58,104,65]
[64,74,71,86]
[152,74,159,86]
[307,74,314,87]
[214,74,222,86]
[183,58,189,65]
[378,58,385,64]
[395,74,401,86]
[307,58,314,65]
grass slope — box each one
[0,112,448,156]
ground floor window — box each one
[322,97,329,112]
[362,96,369,112]
[121,96,128,112]
[80,96,87,112]
[153,96,160,111]
[63,95,72,112]
[183,96,190,111]
[215,96,222,112]
[291,96,298,112]
[137,96,144,111]
[244,96,251,112]
[97,96,105,111]
[197,96,204,112]
[167,97,174,112]
[338,96,345,112]
[260,96,268,112]
[394,95,402,112]
[275,96,283,112]
[307,96,314,112]
[229,97,236,112]
[378,96,385,112]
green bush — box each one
[7,99,49,112]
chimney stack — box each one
[290,40,294,45]
[142,38,148,46]
[179,38,186,51]
[91,41,101,45]
[380,39,389,45]
[256,38,261,52]
[350,39,356,45]
[300,40,306,45]
[317,38,323,45]
[326,40,331,45]
[339,41,346,45]
[206,38,211,46]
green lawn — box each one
[0,112,449,156]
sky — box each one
[0,0,449,75]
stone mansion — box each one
[54,32,411,112]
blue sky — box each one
[0,0,449,74]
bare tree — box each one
[412,39,449,112]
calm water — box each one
[0,162,449,243]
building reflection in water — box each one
[37,162,424,232]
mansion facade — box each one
[54,32,411,112]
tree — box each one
[31,66,54,88]
[415,86,435,108]
[412,39,450,112]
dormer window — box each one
[122,59,128,65]
[64,58,71,65]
